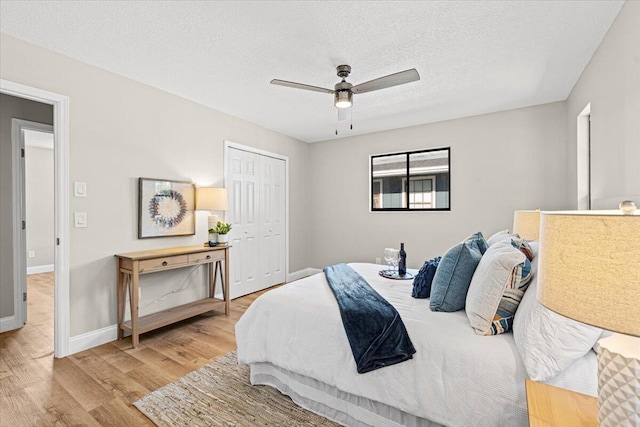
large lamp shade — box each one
[512,210,540,241]
[537,211,639,336]
[537,210,640,427]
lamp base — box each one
[597,334,640,427]
[207,215,220,231]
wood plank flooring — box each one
[0,273,268,426]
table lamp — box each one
[537,207,639,427]
[512,209,540,241]
[195,187,228,231]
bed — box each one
[235,262,597,426]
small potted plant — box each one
[212,221,232,244]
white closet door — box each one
[259,155,286,287]
[227,148,261,298]
[226,146,286,298]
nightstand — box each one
[525,379,597,426]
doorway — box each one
[0,79,71,357]
[14,120,55,335]
[577,103,591,210]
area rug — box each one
[134,351,340,426]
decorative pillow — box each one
[411,257,441,298]
[466,231,489,254]
[430,232,487,312]
[487,229,513,246]
[466,240,533,335]
[511,238,534,261]
[513,255,603,381]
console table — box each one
[115,245,230,348]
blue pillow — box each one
[430,232,487,312]
[412,257,441,298]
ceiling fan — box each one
[270,65,420,111]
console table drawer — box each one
[139,255,188,273]
[188,250,224,264]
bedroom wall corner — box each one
[566,1,640,208]
[308,101,568,269]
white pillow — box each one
[486,229,518,246]
[466,240,527,335]
[512,255,602,381]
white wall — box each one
[566,1,640,208]
[0,94,53,319]
[309,102,568,269]
[0,33,311,337]
[25,144,55,270]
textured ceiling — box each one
[0,1,624,143]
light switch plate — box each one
[74,182,87,197]
[74,212,87,228]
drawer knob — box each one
[162,261,168,266]
[206,255,211,259]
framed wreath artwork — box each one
[138,178,195,238]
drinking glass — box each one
[390,249,400,275]
[384,248,395,272]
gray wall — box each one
[309,101,569,269]
[1,34,311,336]
[566,1,640,208]
[0,94,53,319]
[26,145,54,268]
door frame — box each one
[11,119,55,328]
[223,140,289,293]
[1,79,71,358]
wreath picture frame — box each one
[138,177,195,239]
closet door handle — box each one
[162,261,168,266]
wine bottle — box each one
[398,243,407,275]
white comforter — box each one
[236,263,595,426]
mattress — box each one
[235,263,596,426]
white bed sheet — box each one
[236,263,596,427]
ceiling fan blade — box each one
[270,79,334,94]
[351,69,420,94]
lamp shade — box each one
[537,211,640,337]
[195,187,228,211]
[512,210,540,241]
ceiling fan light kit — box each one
[271,64,420,132]
[335,90,353,108]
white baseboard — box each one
[0,315,21,333]
[286,268,322,283]
[27,264,54,275]
[68,324,118,355]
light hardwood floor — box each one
[0,272,268,426]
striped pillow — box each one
[465,240,534,336]
[511,238,534,261]
[488,257,533,335]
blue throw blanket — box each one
[324,264,416,374]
